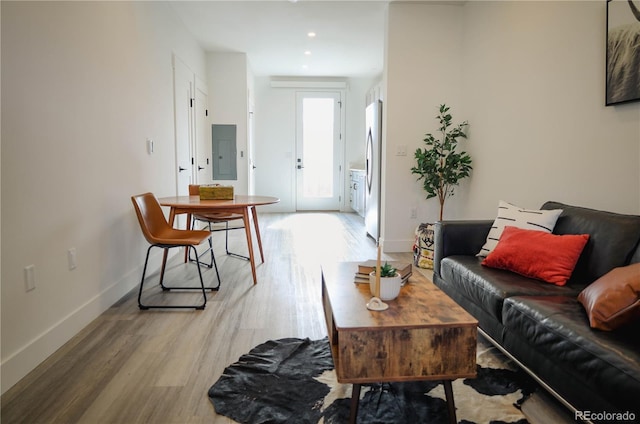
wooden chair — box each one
[188,184,248,260]
[131,192,220,310]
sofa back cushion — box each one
[631,243,640,265]
[542,201,640,285]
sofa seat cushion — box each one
[502,296,640,411]
[440,256,579,322]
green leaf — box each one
[412,104,472,215]
[379,262,397,277]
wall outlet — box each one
[24,265,36,292]
[68,248,77,270]
[410,207,418,219]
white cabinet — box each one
[349,169,366,217]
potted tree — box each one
[411,104,472,221]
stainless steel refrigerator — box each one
[365,100,382,241]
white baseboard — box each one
[0,250,167,395]
[381,238,414,253]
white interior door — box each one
[295,91,342,211]
[248,95,256,195]
[173,56,194,228]
[194,78,210,184]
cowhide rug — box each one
[208,337,535,424]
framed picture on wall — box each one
[606,0,640,105]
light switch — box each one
[68,248,77,270]
[24,265,36,291]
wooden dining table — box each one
[158,195,280,285]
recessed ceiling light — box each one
[304,50,311,56]
[307,32,316,38]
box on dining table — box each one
[198,184,234,200]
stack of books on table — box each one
[354,260,413,284]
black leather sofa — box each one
[432,201,640,422]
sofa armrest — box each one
[433,220,493,277]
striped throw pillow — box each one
[477,201,563,257]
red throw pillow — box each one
[482,226,589,286]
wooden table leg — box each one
[443,380,457,424]
[250,206,264,263]
[168,208,177,227]
[349,383,361,424]
[241,208,258,284]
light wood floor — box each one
[1,212,573,423]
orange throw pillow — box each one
[482,226,589,286]
[578,263,640,331]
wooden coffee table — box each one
[321,262,478,424]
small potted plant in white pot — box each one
[369,262,402,301]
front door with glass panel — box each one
[295,92,342,211]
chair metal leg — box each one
[193,218,249,260]
[223,220,250,260]
[191,236,215,269]
[208,238,222,285]
[188,235,222,286]
[138,244,216,310]
[191,245,208,310]
[138,244,154,309]
[160,248,169,287]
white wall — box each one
[381,1,640,252]
[460,1,640,218]
[253,77,376,212]
[206,52,249,193]
[0,1,205,394]
[382,2,465,251]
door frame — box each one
[294,90,346,211]
[194,75,210,185]
[248,91,256,195]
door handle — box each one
[198,166,205,171]
[179,166,187,172]
[252,165,257,170]
[297,165,304,169]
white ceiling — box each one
[168,1,388,78]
